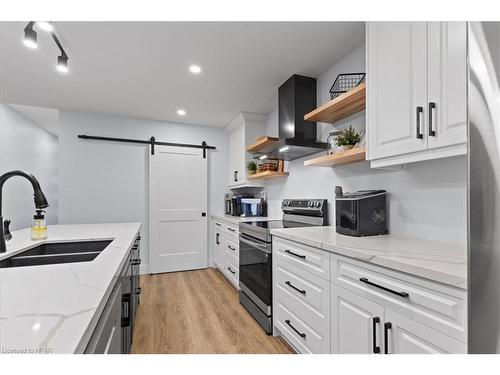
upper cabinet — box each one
[226,112,265,188]
[367,22,467,168]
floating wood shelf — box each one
[304,82,366,124]
[304,146,366,167]
[247,171,289,180]
[246,136,280,153]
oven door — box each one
[239,232,272,314]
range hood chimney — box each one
[253,74,327,161]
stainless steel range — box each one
[238,199,328,334]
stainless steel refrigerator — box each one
[468,21,500,353]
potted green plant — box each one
[336,125,361,152]
[247,160,257,175]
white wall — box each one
[263,44,467,244]
[0,103,59,230]
[58,110,229,272]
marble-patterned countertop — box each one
[0,223,141,354]
[270,226,467,289]
[211,214,278,225]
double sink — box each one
[0,240,113,268]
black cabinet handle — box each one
[284,249,306,259]
[428,102,436,136]
[234,171,238,182]
[135,287,142,295]
[216,233,220,245]
[227,245,236,251]
[228,267,236,274]
[132,245,139,250]
[416,106,424,139]
[121,293,131,327]
[372,317,381,354]
[285,319,306,338]
[136,235,141,241]
[215,222,221,227]
[285,281,306,295]
[359,277,409,298]
[130,259,141,265]
[384,322,392,354]
[227,227,236,232]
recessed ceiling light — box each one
[37,21,54,32]
[23,27,37,49]
[189,65,202,74]
[177,109,186,116]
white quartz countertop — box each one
[211,214,278,225]
[270,226,467,289]
[0,223,141,354]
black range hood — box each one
[253,75,327,161]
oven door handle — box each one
[239,233,272,254]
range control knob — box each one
[315,201,321,208]
[308,201,313,207]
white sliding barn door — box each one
[149,146,208,274]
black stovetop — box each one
[242,219,318,231]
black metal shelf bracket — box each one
[77,134,216,158]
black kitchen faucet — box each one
[0,170,49,253]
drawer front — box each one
[274,238,330,280]
[224,257,239,289]
[224,223,239,237]
[275,260,330,332]
[275,301,330,354]
[224,237,239,260]
[331,254,467,342]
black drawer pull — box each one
[227,245,236,251]
[228,267,236,274]
[359,277,409,298]
[132,245,139,250]
[284,249,306,259]
[135,287,142,295]
[215,223,221,227]
[285,281,306,295]
[136,235,141,241]
[372,317,381,354]
[384,322,392,354]
[285,319,306,338]
[227,227,236,232]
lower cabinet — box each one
[331,285,467,354]
[212,219,240,289]
[331,285,384,354]
[213,222,224,271]
[273,237,467,354]
[85,233,141,354]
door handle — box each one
[285,319,306,338]
[384,322,392,354]
[359,277,409,298]
[416,106,424,139]
[372,317,381,354]
[428,102,436,136]
[284,249,306,259]
[285,280,306,295]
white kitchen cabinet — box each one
[226,112,265,188]
[367,22,467,168]
[331,285,384,354]
[384,309,466,354]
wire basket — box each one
[329,73,366,100]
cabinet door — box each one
[331,285,385,354]
[213,225,221,268]
[427,21,467,149]
[235,125,245,183]
[367,22,428,160]
[384,309,466,354]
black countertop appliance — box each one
[335,187,388,237]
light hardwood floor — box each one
[131,268,294,354]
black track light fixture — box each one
[23,22,37,49]
[23,21,70,74]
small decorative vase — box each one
[338,144,354,152]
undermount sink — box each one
[0,240,113,268]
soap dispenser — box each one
[31,210,47,240]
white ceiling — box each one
[0,22,364,127]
